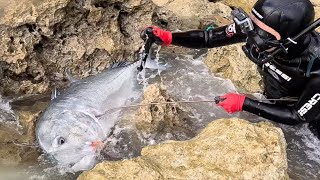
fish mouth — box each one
[86,140,104,152]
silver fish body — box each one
[36,62,142,172]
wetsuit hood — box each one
[252,0,315,39]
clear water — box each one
[0,48,320,179]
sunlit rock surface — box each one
[78,118,288,180]
[312,0,320,32]
[0,0,154,96]
[205,44,263,93]
[152,0,232,30]
[215,0,256,12]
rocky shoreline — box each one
[1,0,320,179]
[79,118,288,180]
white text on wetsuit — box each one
[298,93,320,117]
[264,62,292,82]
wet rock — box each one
[78,118,288,180]
[205,44,263,93]
[0,123,40,166]
[0,0,155,96]
[0,95,49,166]
[134,84,196,140]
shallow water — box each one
[1,48,320,179]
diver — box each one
[140,0,320,135]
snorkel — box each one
[232,8,320,65]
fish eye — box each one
[57,137,66,145]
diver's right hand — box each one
[140,26,172,46]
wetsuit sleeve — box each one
[171,23,247,49]
[243,76,320,125]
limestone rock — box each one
[0,0,155,96]
[311,0,320,32]
[134,84,196,140]
[0,0,69,28]
[152,0,232,30]
[215,0,256,12]
[136,84,182,132]
[152,0,170,7]
[311,0,320,5]
[78,118,288,180]
[205,44,263,93]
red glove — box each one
[140,26,172,46]
[217,93,246,114]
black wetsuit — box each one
[171,23,320,133]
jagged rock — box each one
[205,44,263,93]
[78,118,288,180]
[134,84,195,140]
[0,0,69,28]
[152,0,232,30]
[0,95,49,166]
[0,0,155,96]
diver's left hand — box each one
[216,93,246,113]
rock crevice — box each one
[0,0,154,96]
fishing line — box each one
[99,97,297,143]
[103,97,298,114]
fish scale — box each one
[35,60,144,172]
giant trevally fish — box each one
[36,59,161,172]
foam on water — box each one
[280,123,320,179]
[0,95,16,123]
